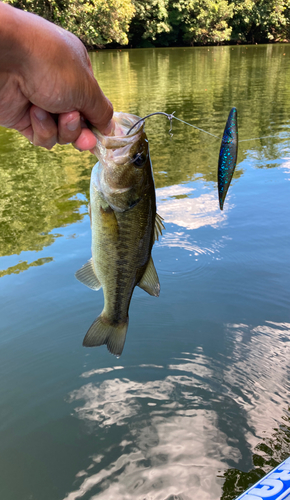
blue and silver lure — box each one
[218,107,238,210]
[235,457,290,500]
[126,108,239,211]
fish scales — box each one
[75,112,164,356]
[91,189,155,323]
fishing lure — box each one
[218,107,238,210]
[127,108,239,211]
[234,456,290,499]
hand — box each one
[0,3,114,150]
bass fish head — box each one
[91,112,153,212]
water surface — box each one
[0,45,290,500]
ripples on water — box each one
[65,320,290,499]
[0,45,290,500]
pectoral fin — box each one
[75,258,101,291]
[154,213,165,242]
[138,257,160,297]
[88,203,92,227]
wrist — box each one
[0,3,68,78]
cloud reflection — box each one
[65,356,238,500]
[281,157,290,180]
[156,185,228,231]
[64,321,290,500]
[223,321,290,449]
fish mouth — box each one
[91,112,144,149]
[91,112,147,166]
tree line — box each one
[4,0,290,48]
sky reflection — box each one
[223,321,290,450]
[65,320,290,500]
[66,355,239,500]
[156,185,229,231]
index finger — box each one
[79,74,114,135]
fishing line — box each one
[126,111,284,143]
[127,111,218,139]
[171,115,220,139]
[239,135,278,142]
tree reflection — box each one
[221,408,290,500]
[1,45,290,264]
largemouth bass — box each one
[75,112,164,356]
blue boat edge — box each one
[234,457,290,499]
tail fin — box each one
[83,314,128,356]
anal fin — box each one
[138,257,160,297]
[75,258,101,291]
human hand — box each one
[0,3,114,151]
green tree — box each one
[3,0,135,46]
[129,0,171,47]
[64,0,135,45]
[230,0,290,43]
[172,0,234,45]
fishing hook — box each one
[126,112,176,135]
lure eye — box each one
[132,151,147,167]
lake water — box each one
[0,45,290,500]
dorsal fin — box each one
[154,213,165,242]
[138,257,160,297]
[75,258,101,291]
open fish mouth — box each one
[91,112,148,168]
[91,112,144,149]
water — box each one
[0,45,290,500]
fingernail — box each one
[67,117,79,131]
[34,108,47,121]
[73,143,83,152]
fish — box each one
[218,107,238,210]
[75,112,164,356]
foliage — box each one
[171,0,234,45]
[230,0,290,43]
[128,0,171,47]
[64,0,135,45]
[3,0,290,46]
[3,0,135,46]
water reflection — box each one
[0,129,94,258]
[0,256,53,277]
[222,321,290,446]
[219,321,290,499]
[281,157,290,180]
[66,359,229,499]
[155,184,228,277]
[221,404,290,500]
[156,184,228,230]
[1,45,290,264]
[0,45,290,500]
[65,320,290,500]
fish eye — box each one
[132,151,147,168]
